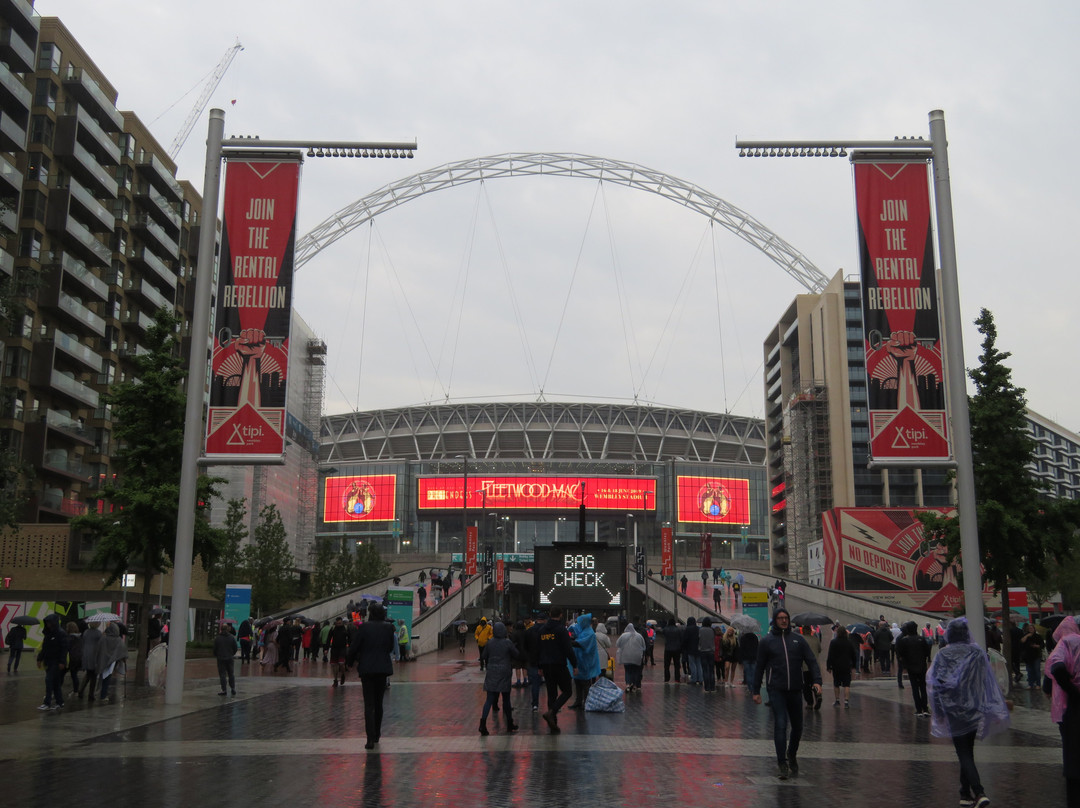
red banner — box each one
[206,157,302,460]
[465,526,478,576]
[417,476,657,511]
[675,476,750,524]
[322,475,397,523]
[496,558,505,593]
[820,507,992,612]
[661,527,674,577]
[854,160,950,462]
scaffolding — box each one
[295,338,326,564]
[783,384,831,580]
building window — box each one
[20,190,47,221]
[3,346,30,379]
[18,229,42,261]
[29,116,55,148]
[26,155,49,185]
[20,313,33,339]
[37,43,62,75]
[118,134,135,160]
[34,78,58,111]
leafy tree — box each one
[208,498,249,599]
[919,309,1077,660]
[0,263,37,528]
[353,542,390,587]
[242,504,296,614]
[72,307,226,684]
[310,537,337,599]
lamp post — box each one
[166,111,417,705]
[456,455,469,616]
[735,110,983,645]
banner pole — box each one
[166,109,226,704]
[928,110,984,646]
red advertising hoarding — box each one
[466,526,478,576]
[417,476,657,511]
[496,557,505,593]
[206,157,302,461]
[322,474,397,523]
[675,476,750,525]
[854,159,950,462]
[821,507,991,612]
[661,527,674,577]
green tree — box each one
[920,309,1077,659]
[72,307,226,684]
[242,504,296,614]
[208,498,249,599]
[310,537,337,599]
[0,263,37,528]
[353,542,390,587]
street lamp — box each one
[735,111,984,643]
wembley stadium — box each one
[316,401,771,566]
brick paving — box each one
[0,642,1066,807]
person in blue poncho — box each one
[570,613,600,710]
[927,617,1011,808]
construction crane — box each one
[168,39,243,159]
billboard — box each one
[206,157,302,461]
[854,159,950,462]
[322,474,397,523]
[820,506,990,611]
[675,476,750,525]
[417,476,656,512]
[534,544,626,609]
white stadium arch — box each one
[294,152,829,293]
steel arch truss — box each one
[320,401,766,465]
[296,152,829,293]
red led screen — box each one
[676,476,750,525]
[322,474,397,523]
[417,476,656,512]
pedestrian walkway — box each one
[0,643,1064,807]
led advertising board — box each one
[534,544,626,610]
[322,474,397,523]
[417,476,656,512]
[676,476,751,525]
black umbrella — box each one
[791,612,832,627]
[10,615,39,626]
[1039,614,1073,631]
[253,616,274,627]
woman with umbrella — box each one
[5,617,31,673]
[96,622,128,704]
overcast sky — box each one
[37,1,1080,431]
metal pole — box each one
[460,457,467,616]
[928,110,984,647]
[166,109,225,704]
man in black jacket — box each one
[523,614,546,712]
[36,614,69,710]
[538,608,575,733]
[895,621,932,716]
[752,608,821,780]
[662,618,683,683]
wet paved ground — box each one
[0,643,1066,808]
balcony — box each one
[135,153,183,202]
[56,104,121,165]
[121,308,155,333]
[61,67,123,132]
[125,276,172,311]
[0,107,26,153]
[129,245,176,291]
[47,251,108,302]
[132,214,180,259]
[46,207,111,267]
[48,176,113,234]
[0,23,35,73]
[53,139,118,200]
[0,0,38,44]
[118,343,150,359]
[41,368,100,409]
[0,60,31,116]
[0,154,20,196]
[0,246,13,278]
[36,408,93,446]
[38,278,107,337]
[134,182,182,235]
[38,488,89,516]
[47,330,101,371]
